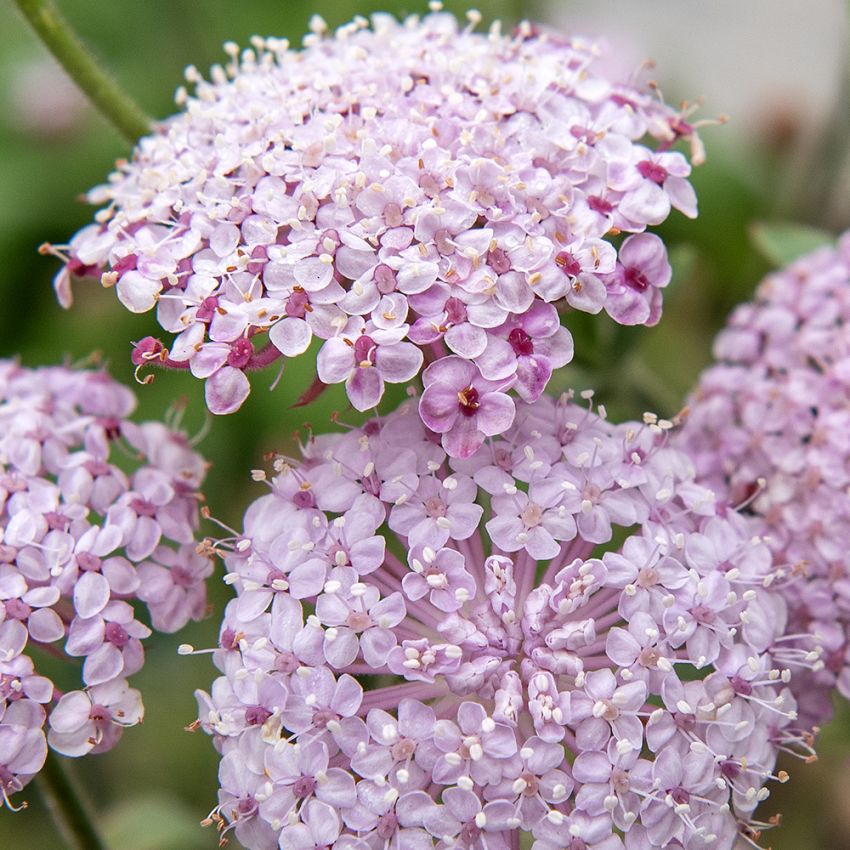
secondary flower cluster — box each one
[676,232,850,730]
[195,393,810,850]
[51,10,700,433]
[0,361,210,807]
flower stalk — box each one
[13,0,150,143]
[36,752,108,850]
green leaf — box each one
[749,221,835,268]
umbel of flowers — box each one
[0,361,210,807]
[676,232,850,731]
[49,9,701,426]
[193,393,814,850]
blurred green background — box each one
[1,0,849,847]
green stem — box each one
[12,0,151,143]
[36,751,109,850]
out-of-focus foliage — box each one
[0,1,848,848]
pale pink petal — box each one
[205,366,250,415]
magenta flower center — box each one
[374,264,397,294]
[77,552,102,572]
[424,497,447,518]
[624,265,650,292]
[353,335,377,367]
[457,385,480,417]
[444,297,468,325]
[587,195,614,214]
[4,599,30,621]
[555,251,582,278]
[89,704,110,724]
[196,295,220,322]
[669,786,690,806]
[487,246,512,274]
[130,498,158,518]
[637,159,668,184]
[293,776,317,798]
[285,288,311,318]
[105,622,129,647]
[508,327,535,357]
[245,705,272,726]
[292,488,316,508]
[228,338,254,369]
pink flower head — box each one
[0,361,210,803]
[52,12,703,416]
[196,392,806,848]
[676,230,850,729]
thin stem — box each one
[13,0,151,143]
[36,751,108,850]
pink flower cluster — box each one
[52,10,700,434]
[676,232,850,730]
[195,393,810,850]
[0,361,210,807]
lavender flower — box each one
[49,9,703,440]
[195,393,809,849]
[676,231,850,730]
[0,361,209,807]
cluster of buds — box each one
[194,394,812,849]
[677,232,850,730]
[51,9,700,439]
[0,361,210,807]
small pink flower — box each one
[419,357,515,458]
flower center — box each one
[555,251,582,277]
[391,738,417,761]
[624,266,650,292]
[77,552,102,572]
[520,502,544,528]
[346,612,373,631]
[457,386,480,417]
[105,622,129,648]
[520,771,540,796]
[638,647,661,668]
[245,705,272,726]
[445,296,468,325]
[354,334,377,367]
[424,497,447,518]
[293,776,317,798]
[611,767,630,794]
[507,327,534,357]
[285,288,310,318]
[487,246,511,274]
[130,498,158,518]
[636,567,658,588]
[637,159,668,184]
[227,338,254,368]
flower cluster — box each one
[51,10,701,436]
[195,393,809,850]
[676,232,850,730]
[0,361,210,807]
